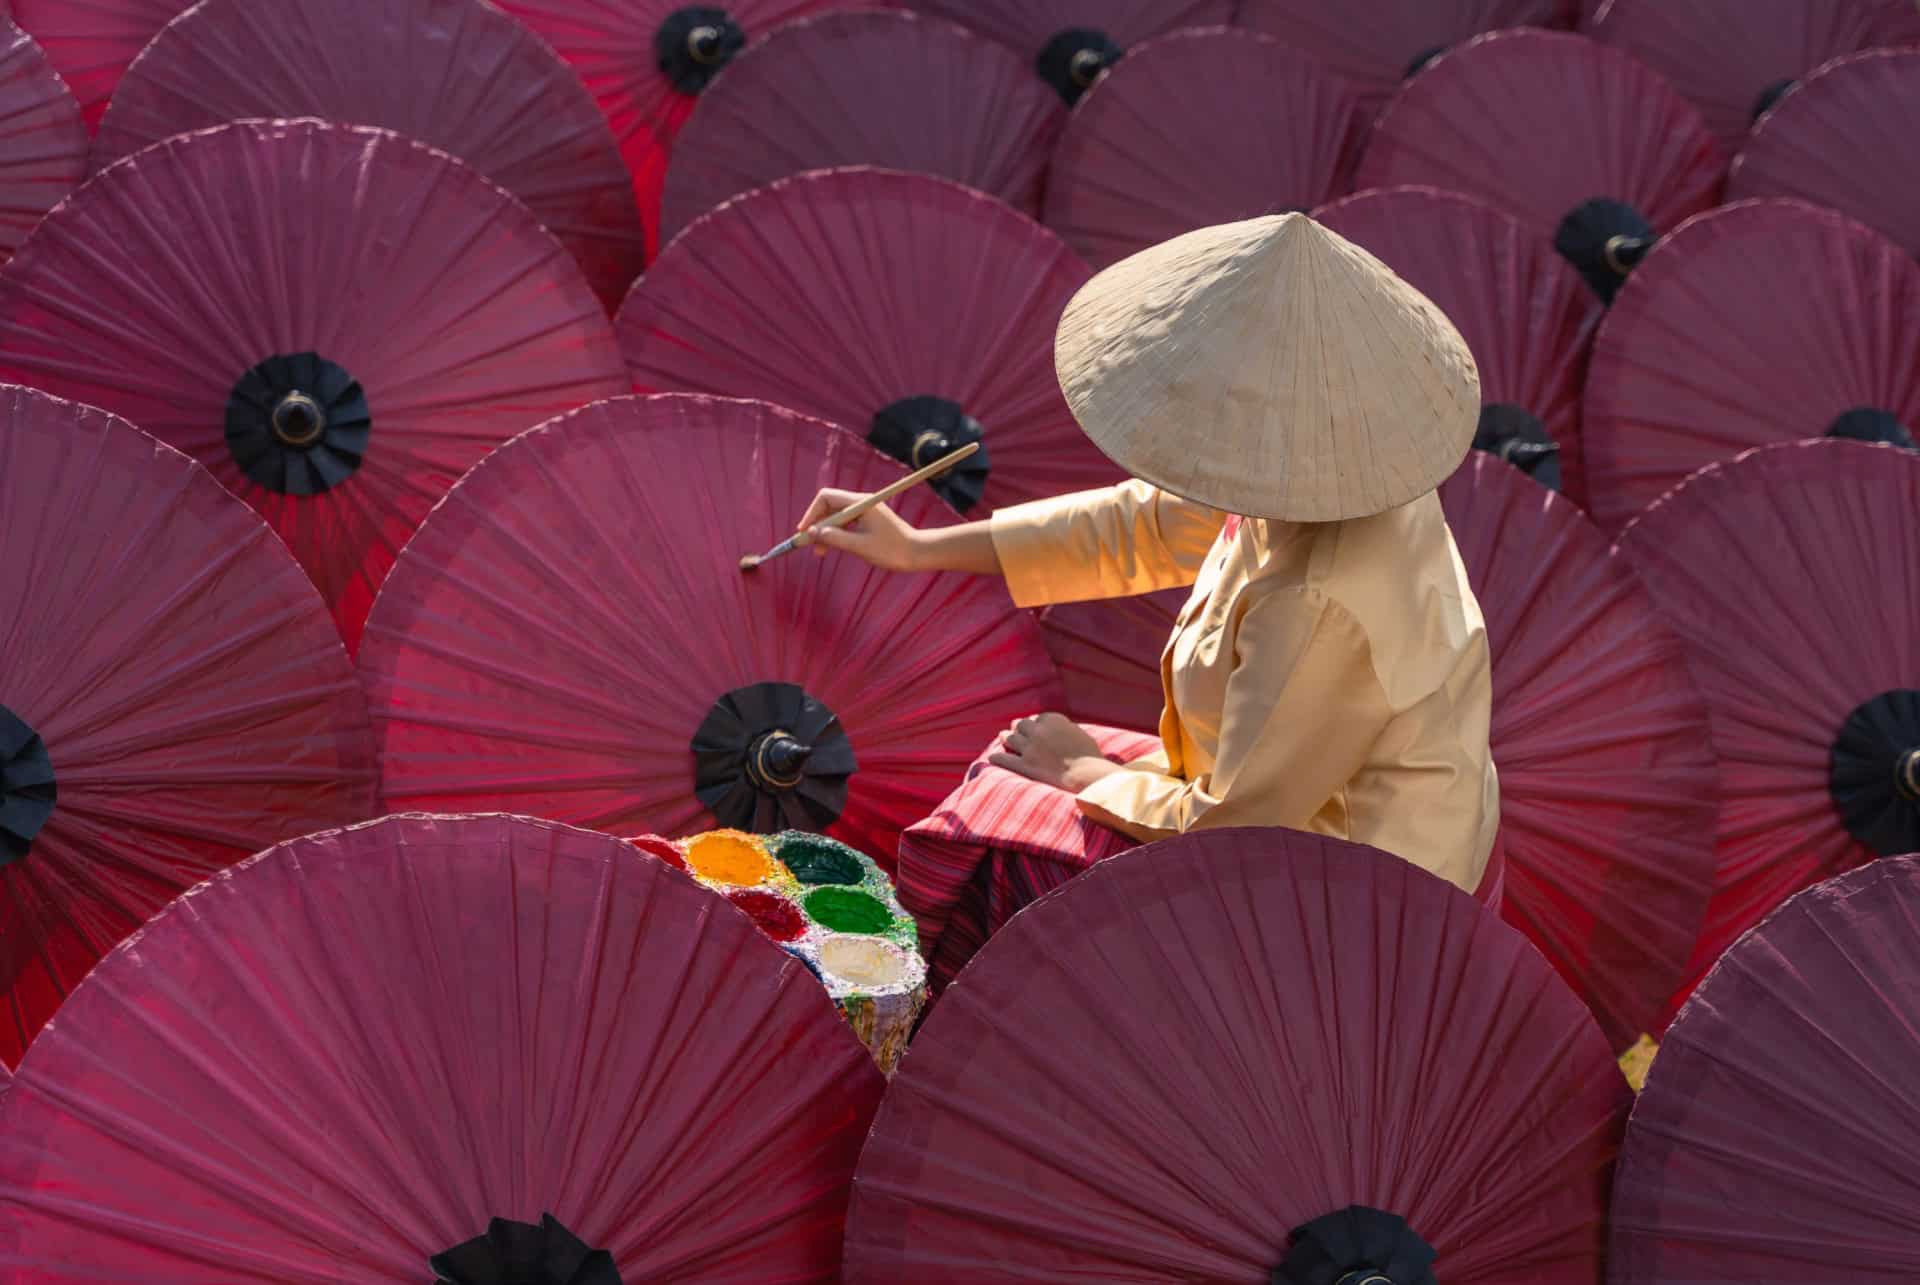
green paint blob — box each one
[803,887,894,935]
[775,833,865,886]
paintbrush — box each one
[739,441,981,572]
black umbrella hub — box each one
[1752,78,1796,122]
[1554,197,1656,305]
[226,352,372,496]
[868,395,992,513]
[1827,406,1918,450]
[1473,402,1562,492]
[432,1213,620,1284]
[657,7,747,93]
[692,682,857,833]
[1275,1205,1438,1285]
[0,704,56,867]
[1831,689,1920,857]
[1038,28,1123,104]
[1404,46,1447,79]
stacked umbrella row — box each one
[0,0,1915,1280]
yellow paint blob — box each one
[820,935,909,989]
[1618,1034,1659,1094]
[686,830,773,887]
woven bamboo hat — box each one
[1054,212,1480,522]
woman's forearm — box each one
[909,521,1004,577]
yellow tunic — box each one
[990,479,1498,894]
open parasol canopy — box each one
[1356,30,1725,305]
[0,18,84,263]
[1037,589,1184,734]
[0,813,885,1279]
[358,395,1063,868]
[0,119,629,653]
[1581,198,1920,533]
[1610,857,1920,1281]
[659,10,1062,248]
[1317,185,1605,502]
[1614,439,1920,1014]
[11,0,184,129]
[898,0,1232,104]
[846,828,1631,1281]
[493,0,881,258]
[90,0,645,309]
[1041,28,1367,270]
[1238,0,1573,116]
[1727,47,1920,259]
[1438,454,1717,1050]
[619,167,1119,515]
[1588,0,1920,151]
[0,384,374,1067]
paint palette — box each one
[630,829,928,1074]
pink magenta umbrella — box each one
[847,829,1632,1281]
[0,119,629,653]
[1588,0,1920,150]
[1581,198,1920,534]
[1357,30,1725,305]
[0,385,374,1068]
[1238,0,1574,116]
[0,17,84,262]
[1438,454,1718,1050]
[1614,440,1920,1016]
[1728,47,1920,258]
[898,0,1233,103]
[618,167,1121,515]
[659,10,1062,247]
[1317,185,1605,502]
[0,814,886,1280]
[493,0,884,259]
[1038,589,1184,734]
[11,0,185,129]
[90,0,645,309]
[1610,857,1920,1281]
[357,395,1063,869]
[1041,28,1367,269]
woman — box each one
[801,213,1501,985]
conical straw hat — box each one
[1054,213,1480,522]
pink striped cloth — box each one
[898,725,1506,994]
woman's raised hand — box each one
[798,489,925,570]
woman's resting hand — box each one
[991,713,1127,793]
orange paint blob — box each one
[685,830,772,886]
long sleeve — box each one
[1076,587,1394,841]
[988,479,1227,608]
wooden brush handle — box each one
[794,441,980,547]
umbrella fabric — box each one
[1356,30,1725,304]
[1438,455,1717,1050]
[897,0,1233,104]
[11,0,184,129]
[1589,0,1920,150]
[0,119,629,653]
[1237,0,1573,116]
[659,10,1062,248]
[1613,440,1920,1014]
[1038,589,1184,733]
[1581,198,1920,534]
[1728,47,1920,259]
[894,724,1159,992]
[493,0,881,259]
[0,813,885,1279]
[847,828,1630,1282]
[1317,185,1605,503]
[0,18,84,262]
[1041,28,1367,270]
[619,167,1119,515]
[358,395,1063,870]
[90,0,645,309]
[1609,857,1920,1282]
[0,385,373,1067]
